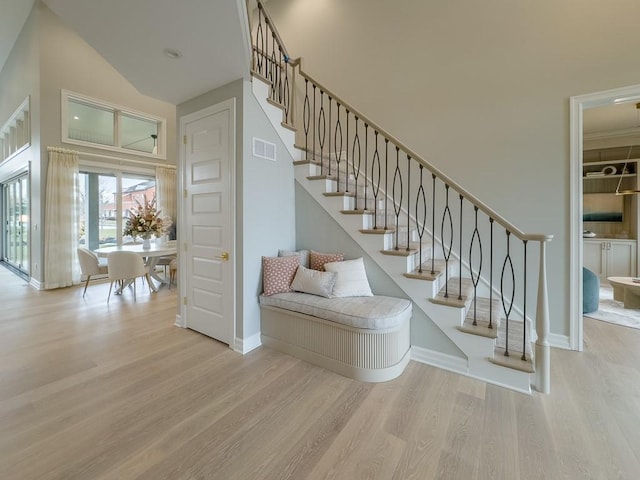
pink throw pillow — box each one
[262,255,300,296]
[309,250,344,271]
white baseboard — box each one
[548,332,571,350]
[411,345,468,375]
[234,332,262,354]
[174,314,185,328]
[29,277,43,290]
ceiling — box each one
[1,0,252,105]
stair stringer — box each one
[295,167,533,394]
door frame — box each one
[177,98,236,347]
[569,83,640,351]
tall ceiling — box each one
[0,0,252,105]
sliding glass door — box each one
[78,171,155,249]
[3,173,29,274]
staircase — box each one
[248,1,552,394]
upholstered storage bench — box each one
[259,292,412,382]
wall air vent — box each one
[253,137,276,161]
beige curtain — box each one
[44,147,81,289]
[156,166,177,227]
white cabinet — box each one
[584,239,637,280]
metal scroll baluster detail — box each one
[255,7,264,73]
[384,140,389,230]
[352,117,361,210]
[501,231,515,357]
[416,165,427,273]
[312,85,316,165]
[364,124,369,211]
[303,80,310,162]
[469,206,483,326]
[458,194,463,300]
[334,103,343,191]
[345,109,350,193]
[283,56,290,122]
[318,91,326,175]
[270,32,277,100]
[489,218,494,329]
[371,132,381,229]
[522,240,528,361]
[328,97,332,176]
[441,184,453,298]
[406,156,411,252]
[277,46,284,104]
[431,174,436,275]
[392,147,402,250]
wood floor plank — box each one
[2,266,640,479]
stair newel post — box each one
[318,90,326,175]
[334,103,343,191]
[416,165,427,273]
[442,184,453,298]
[431,174,436,275]
[371,131,381,229]
[392,146,402,250]
[501,231,515,358]
[535,239,551,393]
[384,139,389,230]
[312,84,317,166]
[470,206,483,326]
[406,155,411,252]
[303,80,310,162]
[489,218,494,329]
[522,239,528,361]
[352,116,361,210]
[458,194,464,300]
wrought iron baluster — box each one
[392,147,402,250]
[364,124,369,211]
[303,80,310,162]
[406,155,411,252]
[489,218,494,329]
[371,132,381,229]
[283,56,290,122]
[256,7,264,73]
[345,109,350,193]
[384,140,389,230]
[469,206,483,325]
[441,184,453,298]
[318,90,326,175]
[334,103,343,191]
[270,32,277,100]
[312,85,316,165]
[416,165,427,272]
[352,117,361,210]
[431,174,436,275]
[501,231,515,357]
[277,46,284,104]
[458,194,463,300]
[328,97,332,176]
[522,240,528,361]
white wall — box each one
[261,0,640,341]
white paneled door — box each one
[181,99,235,345]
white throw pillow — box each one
[290,265,337,298]
[324,257,373,297]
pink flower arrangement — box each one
[123,197,169,239]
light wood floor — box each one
[1,266,639,480]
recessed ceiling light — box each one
[163,48,182,59]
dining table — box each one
[94,241,177,292]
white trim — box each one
[548,332,571,350]
[569,84,640,353]
[29,277,43,290]
[174,314,185,328]
[410,345,468,375]
[61,89,167,160]
[234,332,262,354]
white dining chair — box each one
[107,251,152,302]
[77,247,108,297]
